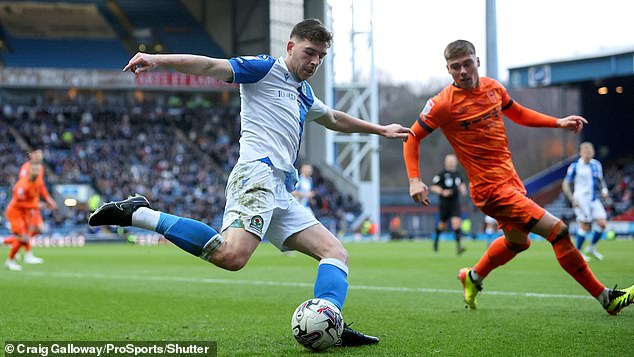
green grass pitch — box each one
[1,238,633,356]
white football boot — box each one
[5,259,23,271]
[23,252,44,264]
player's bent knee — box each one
[507,239,530,253]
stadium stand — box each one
[0,1,130,69]
[0,0,225,69]
[115,0,225,56]
[0,92,363,235]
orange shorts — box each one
[471,175,545,233]
[6,206,37,236]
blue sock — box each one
[576,232,586,250]
[156,213,218,256]
[591,231,603,245]
[314,258,349,311]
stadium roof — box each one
[508,47,634,88]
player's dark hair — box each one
[444,40,476,60]
[290,19,333,48]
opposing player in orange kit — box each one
[5,162,50,270]
[19,149,57,230]
[403,40,633,314]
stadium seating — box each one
[0,98,362,234]
[0,0,224,69]
[115,0,225,57]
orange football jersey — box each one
[415,77,516,189]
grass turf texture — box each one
[1,239,633,356]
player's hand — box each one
[123,52,158,74]
[48,199,58,210]
[409,179,431,205]
[556,115,587,134]
[441,188,453,197]
[381,124,415,142]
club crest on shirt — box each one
[249,215,264,233]
[487,90,497,103]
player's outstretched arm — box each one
[122,52,233,82]
[504,101,587,133]
[315,110,413,140]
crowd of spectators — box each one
[306,165,363,234]
[0,96,364,234]
[603,157,634,218]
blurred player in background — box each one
[430,154,467,254]
[19,149,57,234]
[403,39,633,314]
[562,142,609,261]
[89,19,413,346]
[292,163,315,212]
[5,163,46,270]
[4,149,56,268]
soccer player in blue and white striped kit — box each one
[562,142,609,261]
[89,19,412,346]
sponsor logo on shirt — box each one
[278,90,297,101]
[459,106,501,130]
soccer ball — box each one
[291,298,344,351]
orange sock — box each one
[9,240,21,260]
[474,236,530,278]
[547,221,604,297]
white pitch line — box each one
[21,271,592,300]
